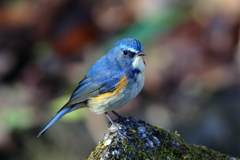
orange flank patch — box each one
[91,76,127,102]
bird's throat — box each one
[132,56,145,72]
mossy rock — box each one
[88,117,239,160]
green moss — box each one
[88,117,239,160]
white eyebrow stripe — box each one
[128,48,139,53]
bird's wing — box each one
[57,73,125,113]
[37,75,124,137]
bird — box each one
[37,38,146,138]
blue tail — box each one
[37,108,71,137]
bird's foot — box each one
[105,124,128,139]
[105,112,128,139]
[116,128,128,139]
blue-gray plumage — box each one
[37,38,146,138]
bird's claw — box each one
[104,128,128,139]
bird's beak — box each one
[137,52,147,56]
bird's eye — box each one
[123,50,128,55]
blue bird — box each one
[37,38,146,138]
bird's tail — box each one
[37,108,71,137]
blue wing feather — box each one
[99,78,121,94]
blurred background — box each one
[0,0,240,159]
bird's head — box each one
[110,38,146,72]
